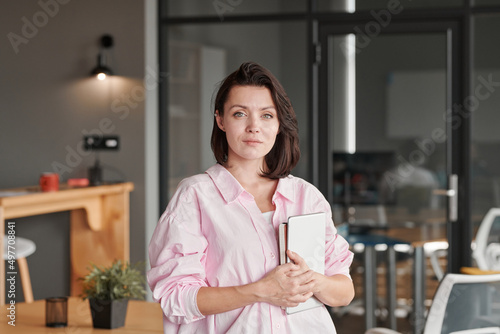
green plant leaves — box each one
[80,260,147,301]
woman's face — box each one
[216,85,280,166]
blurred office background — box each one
[2,1,500,332]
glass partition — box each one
[328,32,448,241]
[159,1,500,331]
[472,14,500,233]
[325,31,449,323]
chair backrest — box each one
[473,208,500,271]
[423,273,500,334]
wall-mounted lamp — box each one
[90,34,114,80]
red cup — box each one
[40,173,59,192]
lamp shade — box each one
[91,54,113,80]
[90,35,114,80]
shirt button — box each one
[276,324,281,328]
[270,252,276,259]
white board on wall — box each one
[386,70,446,138]
[387,69,500,142]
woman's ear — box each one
[215,111,225,132]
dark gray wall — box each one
[1,0,147,301]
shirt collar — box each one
[206,164,296,204]
[274,175,295,203]
[206,164,245,204]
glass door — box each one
[316,20,465,330]
[319,24,454,246]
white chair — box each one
[473,208,500,271]
[3,236,36,303]
[365,273,500,334]
[426,240,449,281]
[425,207,500,282]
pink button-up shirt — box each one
[148,164,353,334]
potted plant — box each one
[80,260,147,329]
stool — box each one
[3,236,36,303]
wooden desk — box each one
[0,297,163,333]
[0,183,134,305]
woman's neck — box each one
[224,159,278,213]
[225,158,266,184]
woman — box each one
[148,62,354,333]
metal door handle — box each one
[433,189,456,196]
[432,174,458,222]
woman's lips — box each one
[243,139,262,145]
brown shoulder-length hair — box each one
[211,61,300,179]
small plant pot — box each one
[88,299,129,329]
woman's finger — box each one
[286,250,310,270]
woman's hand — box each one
[197,250,353,316]
[197,256,314,316]
[252,250,315,308]
[284,250,355,307]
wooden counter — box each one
[0,297,162,333]
[0,182,134,305]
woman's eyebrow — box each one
[227,104,276,111]
[228,104,247,110]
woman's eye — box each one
[262,114,273,119]
[233,111,245,117]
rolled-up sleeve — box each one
[147,191,209,324]
[324,226,353,278]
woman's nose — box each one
[246,116,260,133]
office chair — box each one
[3,236,36,303]
[424,207,500,282]
[473,208,500,271]
[365,273,500,334]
